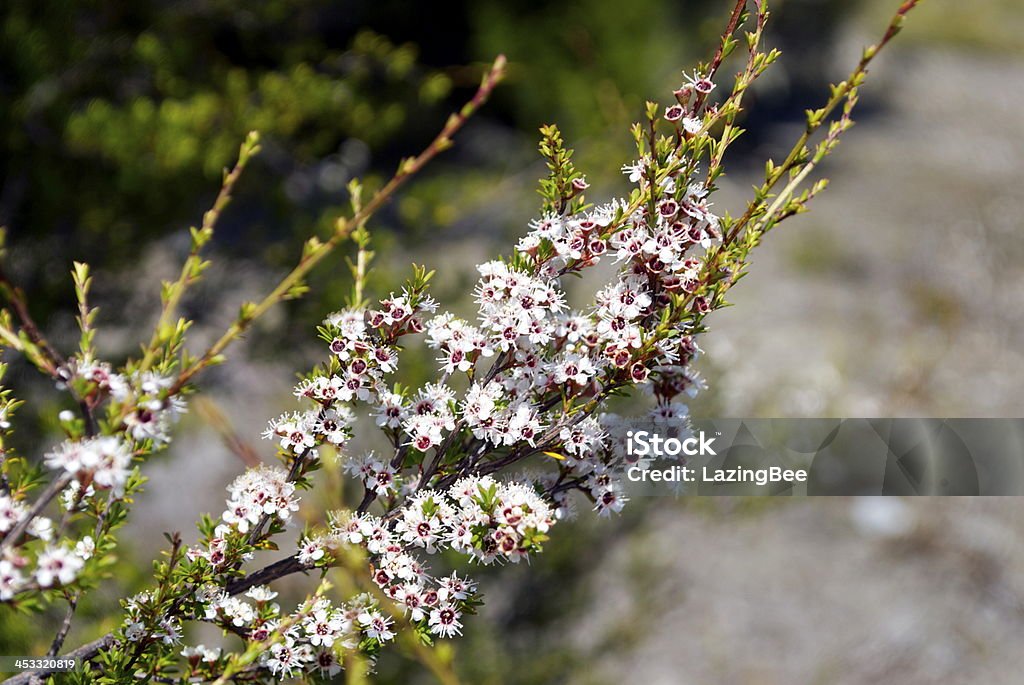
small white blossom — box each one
[35,545,84,587]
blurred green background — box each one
[3,0,1024,683]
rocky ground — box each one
[565,497,1024,685]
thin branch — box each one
[225,554,304,596]
[0,265,65,377]
[708,0,749,80]
[138,132,261,373]
[194,397,263,468]
[46,593,79,657]
[0,471,72,552]
[167,55,508,396]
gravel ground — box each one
[569,498,1024,685]
[700,46,1024,418]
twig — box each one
[0,472,72,552]
[138,132,261,373]
[46,593,79,658]
[224,554,304,595]
[0,265,65,377]
[194,397,263,468]
[167,55,508,396]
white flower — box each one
[61,480,95,511]
[265,639,310,677]
[75,535,95,560]
[263,410,319,454]
[0,494,26,534]
[559,417,605,457]
[124,621,145,642]
[28,516,54,542]
[373,390,406,428]
[182,644,221,663]
[683,69,716,94]
[35,546,84,587]
[403,414,446,452]
[302,606,346,647]
[441,572,476,601]
[245,585,279,602]
[316,406,354,448]
[395,494,451,554]
[650,401,690,425]
[371,346,399,373]
[593,485,629,517]
[0,560,25,600]
[428,604,463,638]
[44,436,133,497]
[297,537,326,567]
[312,648,343,677]
[358,609,395,642]
[552,352,596,386]
[621,158,648,184]
[506,403,543,446]
[158,617,182,645]
[325,309,368,361]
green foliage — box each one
[0,1,452,301]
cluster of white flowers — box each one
[219,465,299,536]
[261,594,391,678]
[109,68,722,679]
[341,475,553,567]
[39,64,729,682]
[329,517,468,641]
[426,313,493,372]
[44,435,133,496]
[342,451,398,497]
[71,359,128,400]
[121,590,183,645]
[0,363,184,608]
[270,474,552,654]
[461,381,545,447]
[474,260,567,351]
[401,383,457,452]
[0,536,96,599]
[516,205,623,275]
[123,371,188,447]
[68,361,185,448]
[267,379,358,457]
[185,586,392,679]
[351,143,718,528]
[180,644,222,667]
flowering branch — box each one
[0,2,927,682]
